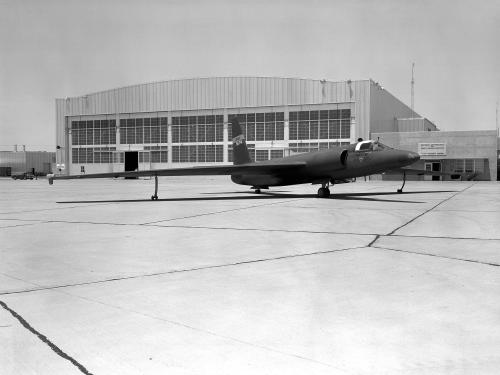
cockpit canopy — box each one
[354,140,390,152]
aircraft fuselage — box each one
[231,143,420,187]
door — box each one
[124,151,139,178]
[432,162,441,181]
[424,162,441,181]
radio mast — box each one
[411,62,415,113]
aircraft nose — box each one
[397,151,420,164]
[408,152,420,162]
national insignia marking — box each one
[232,134,245,146]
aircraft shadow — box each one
[56,190,452,204]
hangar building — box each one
[372,130,498,181]
[0,150,55,176]
[56,77,434,175]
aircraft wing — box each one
[48,162,307,184]
[384,167,477,180]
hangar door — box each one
[125,151,138,172]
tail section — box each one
[230,117,252,165]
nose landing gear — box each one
[151,175,159,200]
[397,171,406,194]
[317,182,331,198]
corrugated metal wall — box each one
[369,80,421,136]
[396,118,426,132]
[396,118,439,132]
[0,152,26,173]
[0,152,54,174]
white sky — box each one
[1,0,499,150]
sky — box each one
[1,0,499,151]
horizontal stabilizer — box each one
[384,168,477,180]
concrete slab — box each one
[0,221,370,293]
[1,178,499,374]
[0,306,81,375]
[375,235,500,265]
[394,210,500,239]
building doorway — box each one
[425,162,441,181]
[124,151,138,178]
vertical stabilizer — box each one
[230,117,252,165]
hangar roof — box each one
[57,77,367,116]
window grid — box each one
[71,147,116,164]
[172,115,223,143]
[228,112,285,142]
[172,145,223,163]
[71,119,116,146]
[289,109,351,141]
[288,142,350,154]
[119,117,167,145]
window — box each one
[188,145,197,162]
[255,149,268,161]
[264,123,275,141]
[206,145,215,162]
[171,125,180,143]
[270,150,284,159]
[215,145,223,162]
[309,121,318,140]
[198,145,206,162]
[179,145,189,162]
[118,117,163,145]
[298,121,309,140]
[72,119,116,146]
[206,124,215,142]
[465,159,474,173]
[72,148,78,163]
[289,109,350,141]
[340,118,351,138]
[228,112,284,141]
[135,118,143,144]
[289,122,298,140]
[256,123,265,141]
[160,117,168,143]
[329,119,341,138]
[276,122,284,140]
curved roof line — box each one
[71,76,369,98]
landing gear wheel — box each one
[254,189,261,194]
[151,195,158,201]
[317,187,331,198]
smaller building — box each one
[372,130,498,181]
[0,151,55,176]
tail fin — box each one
[230,117,252,165]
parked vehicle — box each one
[11,172,35,180]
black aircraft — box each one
[49,117,435,199]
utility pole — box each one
[411,62,415,113]
[496,99,499,136]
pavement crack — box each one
[0,222,41,229]
[0,300,94,375]
[0,246,366,296]
[367,234,380,247]
[371,245,500,267]
[387,183,475,236]
[141,198,303,225]
[146,223,380,236]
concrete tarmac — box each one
[1,176,499,374]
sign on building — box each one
[418,143,446,156]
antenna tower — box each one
[411,62,415,113]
